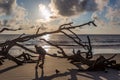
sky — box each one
[0,0,120,34]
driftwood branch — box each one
[40,39,68,57]
[86,36,93,59]
[0,21,96,65]
[15,43,36,54]
[60,30,85,48]
[36,27,41,35]
[67,29,82,42]
[0,28,21,33]
[0,20,119,71]
[18,33,26,38]
[106,54,117,60]
[59,22,73,29]
[0,20,96,47]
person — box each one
[34,45,47,69]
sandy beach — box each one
[0,54,120,80]
[0,0,120,79]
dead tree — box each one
[0,20,118,71]
[0,20,96,65]
[86,36,93,59]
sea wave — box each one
[1,34,120,54]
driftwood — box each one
[0,20,119,71]
[68,49,118,71]
[0,28,22,33]
[86,36,93,59]
[40,38,68,58]
[16,52,37,63]
[0,46,23,65]
[87,54,118,71]
[41,34,114,71]
[68,49,93,66]
[0,21,96,65]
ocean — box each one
[0,34,120,56]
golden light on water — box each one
[42,45,50,52]
[41,34,50,52]
[41,34,50,40]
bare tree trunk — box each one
[0,21,96,65]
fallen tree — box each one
[0,20,118,71]
[0,21,96,65]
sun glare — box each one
[39,4,51,21]
[41,34,50,52]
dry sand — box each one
[0,54,120,80]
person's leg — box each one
[39,58,44,68]
[36,56,41,69]
[39,55,45,69]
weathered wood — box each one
[5,53,23,65]
[86,36,93,59]
[0,28,21,33]
[0,21,97,65]
[0,20,96,47]
[60,31,85,48]
[40,39,68,57]
[68,49,93,66]
[67,29,82,42]
[0,46,23,65]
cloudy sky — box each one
[0,0,120,34]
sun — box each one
[38,4,51,21]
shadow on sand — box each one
[0,65,20,74]
[34,68,120,80]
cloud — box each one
[105,7,120,25]
[95,0,120,26]
[36,3,59,23]
[0,0,15,15]
[91,0,120,27]
[0,0,27,29]
[94,0,108,11]
[91,12,105,27]
[49,0,98,17]
[105,0,120,25]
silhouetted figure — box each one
[55,69,60,74]
[34,45,47,69]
